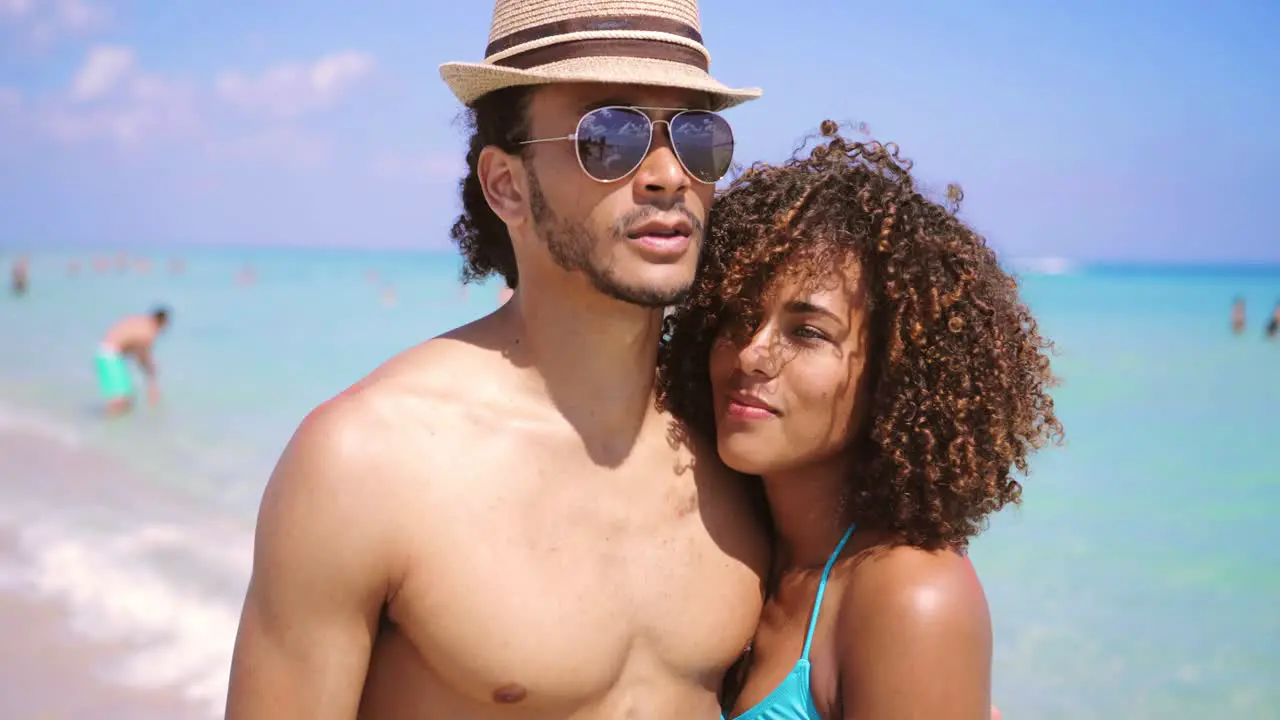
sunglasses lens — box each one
[670,111,734,183]
[575,107,652,182]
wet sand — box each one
[0,581,208,719]
[0,432,214,719]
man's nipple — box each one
[492,683,528,704]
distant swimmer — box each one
[1232,297,1246,335]
[96,307,171,417]
[1267,302,1278,339]
[11,254,28,296]
[497,284,513,305]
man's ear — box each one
[479,146,529,230]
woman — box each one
[659,122,1062,719]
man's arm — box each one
[226,399,400,719]
[132,346,161,403]
[836,548,992,720]
[135,346,156,377]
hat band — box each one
[491,37,709,72]
[485,14,703,57]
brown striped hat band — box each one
[438,0,762,111]
[484,14,709,71]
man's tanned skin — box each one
[225,82,770,719]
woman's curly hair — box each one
[658,121,1063,550]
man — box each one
[1232,296,1247,335]
[226,1,771,718]
[10,254,28,296]
[96,307,170,416]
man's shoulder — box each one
[295,346,470,456]
[284,331,515,479]
[104,314,148,343]
[660,419,771,563]
[257,339,489,559]
[364,317,518,400]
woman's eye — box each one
[792,325,827,341]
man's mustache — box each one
[613,205,705,238]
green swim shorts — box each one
[95,348,135,400]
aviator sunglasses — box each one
[519,106,735,184]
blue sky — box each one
[0,0,1276,261]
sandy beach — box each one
[0,430,216,720]
[0,570,208,719]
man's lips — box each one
[626,220,693,258]
[626,218,694,240]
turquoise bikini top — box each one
[725,522,856,720]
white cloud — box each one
[36,44,197,144]
[215,51,376,119]
[45,85,196,145]
[1,0,106,45]
[0,0,35,19]
[45,50,196,145]
[36,44,194,143]
[51,0,97,29]
[8,45,379,172]
[311,52,375,98]
[70,44,136,102]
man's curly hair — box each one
[449,87,533,289]
[658,121,1063,550]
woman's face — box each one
[709,257,873,477]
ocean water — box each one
[0,249,1277,718]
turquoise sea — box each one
[0,248,1277,718]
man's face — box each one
[521,83,719,308]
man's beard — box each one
[528,171,701,309]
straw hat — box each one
[439,0,762,110]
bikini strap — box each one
[800,522,857,660]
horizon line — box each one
[3,243,1280,269]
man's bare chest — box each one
[381,460,766,707]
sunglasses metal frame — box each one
[517,106,732,185]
